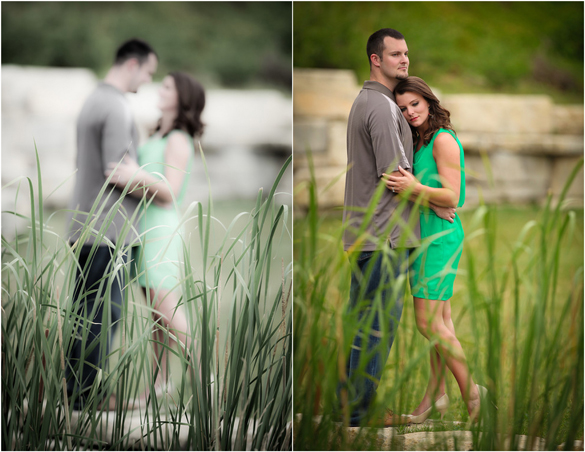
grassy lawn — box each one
[2,159,292,450]
[293,203,584,450]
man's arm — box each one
[101,104,136,174]
[105,132,191,208]
[369,100,411,177]
[101,102,166,205]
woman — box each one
[383,76,488,424]
[105,71,205,403]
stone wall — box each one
[2,65,292,237]
[293,68,584,211]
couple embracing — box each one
[66,39,205,410]
[340,28,492,427]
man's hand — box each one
[105,155,140,188]
[430,203,456,223]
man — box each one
[66,38,158,410]
[340,28,452,427]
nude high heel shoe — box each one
[402,393,450,424]
[468,384,498,424]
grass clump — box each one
[293,157,583,450]
[1,145,292,450]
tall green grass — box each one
[1,145,292,450]
[293,158,583,450]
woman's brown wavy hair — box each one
[155,71,206,138]
[394,76,455,146]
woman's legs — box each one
[410,349,446,415]
[138,287,195,400]
[151,286,193,361]
[410,300,458,415]
[413,297,480,416]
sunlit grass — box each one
[293,159,583,450]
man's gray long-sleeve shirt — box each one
[67,82,140,246]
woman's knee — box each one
[415,314,433,340]
[417,316,454,342]
[442,303,452,324]
[415,306,442,339]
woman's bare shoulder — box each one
[165,131,192,160]
[432,130,459,160]
[434,130,457,146]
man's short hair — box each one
[367,28,405,66]
[114,38,157,66]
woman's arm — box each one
[105,132,191,207]
[390,186,456,222]
[383,132,461,208]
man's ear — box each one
[125,57,140,71]
[370,53,381,68]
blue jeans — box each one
[66,244,128,409]
[339,248,409,426]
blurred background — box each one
[2,1,293,239]
[293,1,584,211]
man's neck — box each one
[104,67,129,93]
[369,73,398,93]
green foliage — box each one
[294,2,584,102]
[2,2,292,89]
[1,145,292,450]
[293,157,584,449]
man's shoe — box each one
[367,409,409,427]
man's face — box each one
[127,53,158,93]
[376,37,409,83]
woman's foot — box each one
[466,384,482,421]
[402,393,450,424]
[411,391,446,416]
[467,385,487,424]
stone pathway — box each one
[298,415,584,451]
[17,400,290,450]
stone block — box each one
[200,89,292,149]
[552,105,584,135]
[2,65,96,118]
[442,94,553,134]
[463,152,551,204]
[550,156,584,201]
[401,430,473,451]
[294,165,347,210]
[457,133,583,156]
[327,120,348,166]
[294,69,360,119]
[294,119,328,154]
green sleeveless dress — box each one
[410,129,465,301]
[135,130,194,291]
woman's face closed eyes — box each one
[396,91,430,129]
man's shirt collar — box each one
[363,80,396,102]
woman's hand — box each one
[105,155,140,188]
[382,165,420,194]
[430,204,456,223]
